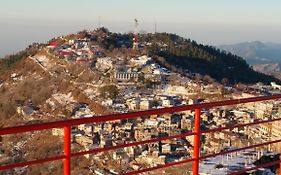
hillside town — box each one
[48,29,281,174]
[1,28,281,175]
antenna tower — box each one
[98,16,101,28]
[133,19,139,50]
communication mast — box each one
[133,19,139,50]
[98,16,101,28]
[154,21,157,34]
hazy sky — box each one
[1,0,281,57]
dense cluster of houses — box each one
[47,31,106,64]
[44,30,281,174]
[51,94,281,174]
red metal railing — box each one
[1,94,281,175]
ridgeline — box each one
[1,28,280,85]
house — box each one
[77,47,93,59]
[162,144,171,154]
[130,55,151,66]
[163,85,195,96]
[126,98,140,110]
[100,134,113,147]
[144,119,158,128]
[47,42,58,49]
[140,99,153,110]
[162,98,173,107]
[16,100,38,116]
[102,99,113,107]
[96,57,113,70]
[144,73,162,82]
[78,124,93,136]
[58,50,76,59]
[114,71,139,81]
[75,135,93,146]
[52,128,64,136]
[73,39,90,48]
[76,57,93,63]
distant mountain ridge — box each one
[145,34,280,84]
[218,41,281,65]
[252,63,281,80]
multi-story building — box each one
[114,71,139,81]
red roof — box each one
[59,50,74,56]
[49,42,58,47]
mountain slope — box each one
[0,46,110,127]
[143,33,280,84]
[218,41,281,65]
[1,28,280,175]
[252,63,281,80]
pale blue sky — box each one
[1,0,281,57]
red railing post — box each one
[193,108,201,175]
[278,145,281,175]
[64,126,71,175]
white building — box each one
[114,71,139,81]
[140,99,153,110]
[271,82,281,90]
[130,55,151,66]
[126,98,140,110]
[162,98,173,107]
[96,57,113,70]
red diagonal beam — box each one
[200,139,281,160]
[202,117,281,134]
[0,155,65,170]
[121,158,195,175]
[228,160,280,175]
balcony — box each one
[1,95,281,175]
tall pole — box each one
[133,19,139,50]
[278,145,281,175]
[98,16,101,28]
[64,126,71,175]
[193,108,201,175]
